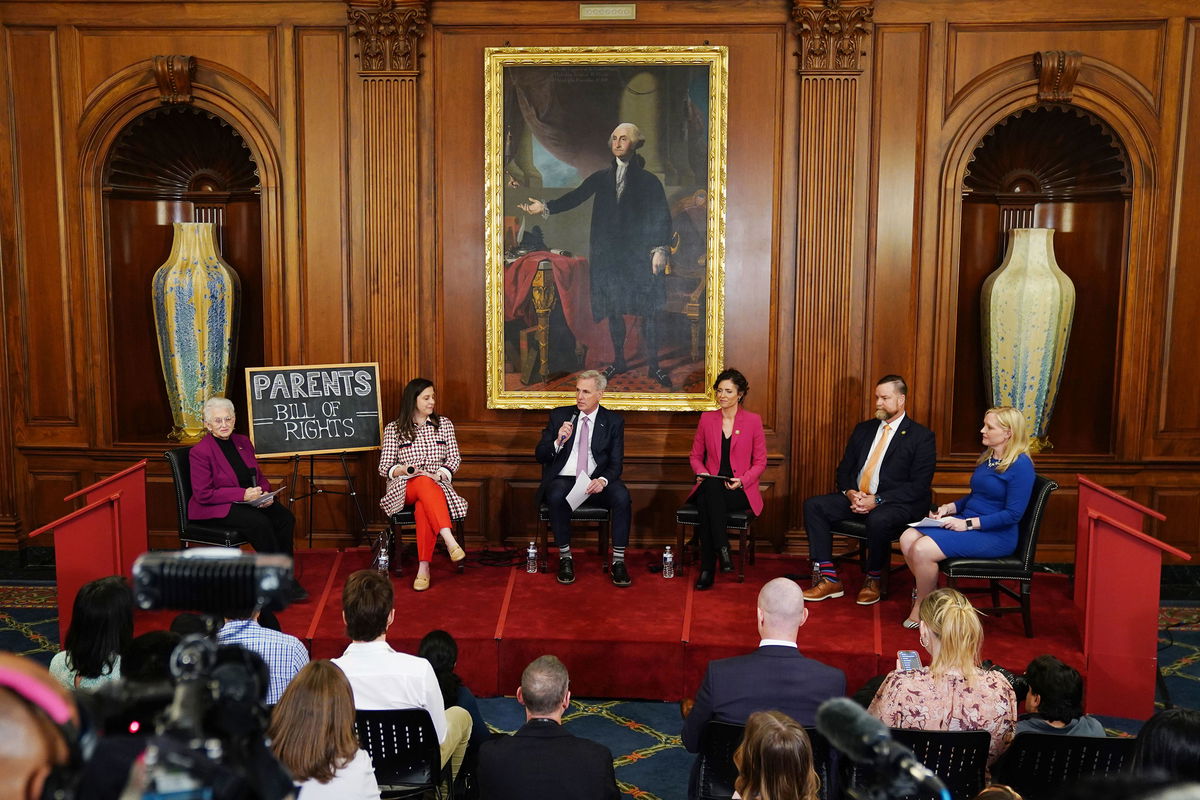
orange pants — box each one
[406,476,452,562]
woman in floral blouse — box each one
[868,587,1017,765]
[379,378,468,591]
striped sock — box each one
[867,569,881,579]
[612,546,626,564]
[818,561,838,581]
[559,545,572,560]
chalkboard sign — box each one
[245,363,382,457]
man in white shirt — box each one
[332,569,472,777]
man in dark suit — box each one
[802,374,937,605]
[478,655,620,800]
[535,369,632,587]
[681,578,845,795]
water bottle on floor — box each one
[662,546,675,579]
[526,541,538,573]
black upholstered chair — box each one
[840,728,990,800]
[537,503,611,573]
[383,511,466,576]
[676,505,756,582]
[938,473,1058,637]
[354,708,449,799]
[827,518,905,599]
[696,720,833,800]
[164,447,248,548]
[990,732,1135,800]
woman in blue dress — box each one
[899,406,1035,628]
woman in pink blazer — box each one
[687,368,767,590]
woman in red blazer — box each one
[188,396,304,601]
[687,368,767,590]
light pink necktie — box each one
[576,416,590,478]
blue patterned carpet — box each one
[3,582,1197,800]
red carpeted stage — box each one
[139,548,1085,701]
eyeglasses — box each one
[209,417,235,425]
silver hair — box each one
[611,122,645,149]
[521,655,570,714]
[577,369,607,393]
[202,396,236,422]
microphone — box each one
[559,412,579,445]
[815,697,949,799]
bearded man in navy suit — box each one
[802,374,937,605]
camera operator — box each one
[0,652,81,800]
[1016,654,1106,737]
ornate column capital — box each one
[347,0,428,74]
[792,0,874,74]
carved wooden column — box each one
[789,0,874,536]
[348,0,427,415]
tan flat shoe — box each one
[448,545,465,562]
[413,573,430,591]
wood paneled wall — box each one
[1,0,1198,564]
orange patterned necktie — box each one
[858,423,891,494]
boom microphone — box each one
[815,697,949,799]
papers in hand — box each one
[239,486,286,508]
[909,516,953,528]
[565,473,592,511]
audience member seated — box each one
[869,587,1016,765]
[1016,654,1105,737]
[419,628,489,747]
[169,612,216,637]
[687,367,767,590]
[900,406,1034,627]
[732,710,820,800]
[188,395,306,602]
[1133,708,1200,783]
[50,575,132,691]
[217,601,308,705]
[0,652,81,800]
[121,630,182,686]
[378,378,469,591]
[268,659,381,799]
[478,655,619,800]
[332,570,472,778]
[802,375,936,606]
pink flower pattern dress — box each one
[868,667,1017,765]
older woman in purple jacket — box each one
[188,396,305,601]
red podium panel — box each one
[1076,476,1188,718]
[28,494,124,641]
[63,460,148,578]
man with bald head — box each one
[681,578,845,757]
[519,122,674,387]
[0,653,79,800]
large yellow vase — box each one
[980,228,1076,453]
[151,222,241,442]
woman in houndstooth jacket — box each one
[379,378,468,591]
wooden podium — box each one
[27,461,149,640]
[1075,475,1190,718]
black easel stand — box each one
[289,452,369,547]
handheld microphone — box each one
[815,697,949,798]
[559,412,579,444]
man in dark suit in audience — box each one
[681,578,845,795]
[478,655,619,800]
[535,369,633,587]
[802,374,937,605]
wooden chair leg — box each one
[675,523,686,573]
[736,527,746,583]
[600,520,611,573]
[991,580,1001,609]
[1021,583,1034,638]
[538,519,549,573]
[453,518,466,573]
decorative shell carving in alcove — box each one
[963,105,1130,198]
[105,106,260,196]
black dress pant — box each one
[803,492,917,573]
[693,478,750,569]
[217,502,296,556]
[543,476,631,550]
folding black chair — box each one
[354,708,449,799]
[840,728,990,800]
[990,732,1135,800]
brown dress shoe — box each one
[802,576,844,601]
[856,577,882,605]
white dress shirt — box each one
[332,640,449,743]
[557,408,599,479]
[857,412,905,494]
[758,638,798,649]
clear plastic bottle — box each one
[662,546,675,579]
[526,541,538,573]
[376,535,390,574]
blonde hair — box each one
[976,406,1031,473]
[733,711,820,800]
[920,588,984,682]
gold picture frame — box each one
[484,46,728,410]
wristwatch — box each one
[965,519,974,529]
[874,495,882,505]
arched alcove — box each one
[103,105,264,443]
[950,104,1132,454]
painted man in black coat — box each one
[520,122,674,387]
[478,655,620,800]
